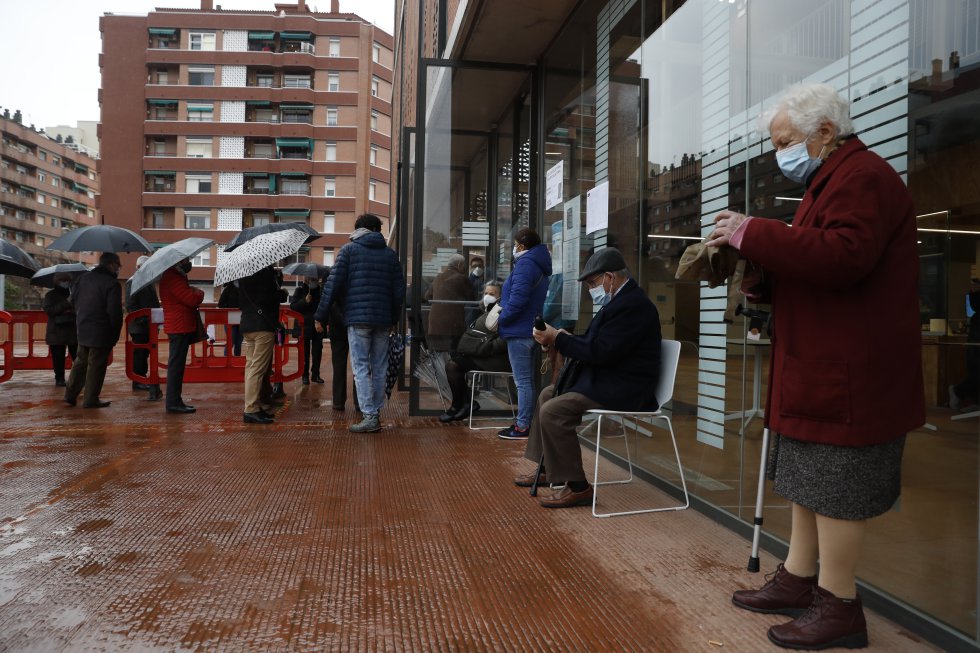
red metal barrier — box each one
[125,307,304,385]
[0,311,12,384]
[0,310,115,383]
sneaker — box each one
[498,424,529,440]
[350,414,382,433]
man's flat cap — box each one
[578,247,627,281]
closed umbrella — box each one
[385,333,407,399]
[224,222,320,252]
[30,263,90,288]
[129,237,214,294]
[282,262,329,278]
[0,237,42,278]
[214,230,308,286]
[47,224,153,254]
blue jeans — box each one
[506,337,536,429]
[348,325,390,418]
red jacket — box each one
[159,268,204,335]
[738,137,924,446]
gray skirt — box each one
[770,434,906,520]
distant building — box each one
[44,121,100,158]
[98,0,394,296]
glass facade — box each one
[403,0,980,645]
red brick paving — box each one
[0,362,937,651]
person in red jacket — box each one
[707,83,924,651]
[159,259,204,414]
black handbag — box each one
[456,325,496,358]
[190,312,207,344]
[552,358,582,397]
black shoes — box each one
[147,386,163,401]
[55,379,66,387]
[83,400,111,409]
[438,401,480,423]
[311,376,325,384]
[166,405,196,414]
[244,411,274,424]
[64,396,76,407]
[132,382,151,391]
[302,375,310,385]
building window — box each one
[184,210,211,229]
[149,211,165,228]
[369,180,377,201]
[283,74,311,89]
[371,76,379,97]
[35,234,44,247]
[185,174,212,193]
[185,138,213,158]
[372,42,381,63]
[189,32,216,51]
[371,111,379,131]
[51,178,60,188]
[324,177,336,197]
[369,145,378,166]
[37,193,46,205]
[323,212,335,233]
[281,107,312,123]
[191,248,211,266]
[327,73,340,92]
[50,198,59,208]
[38,150,47,161]
[256,74,274,88]
[188,66,215,86]
[251,142,274,158]
[187,102,214,121]
[325,142,337,161]
[37,171,46,183]
[280,177,310,195]
[251,212,271,227]
[324,248,335,265]
[327,107,338,126]
[328,37,340,56]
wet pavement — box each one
[0,359,937,651]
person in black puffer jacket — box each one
[314,214,404,433]
[290,273,324,385]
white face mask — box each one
[483,294,497,307]
[588,275,612,306]
[513,246,526,259]
[471,267,483,277]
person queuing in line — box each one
[290,272,325,385]
[439,282,510,423]
[217,282,243,356]
[321,266,359,413]
[705,82,924,651]
[468,255,486,299]
[424,254,475,352]
[42,272,77,388]
[239,265,282,424]
[315,213,405,433]
[126,255,162,401]
[496,227,552,440]
[269,268,288,401]
[64,252,123,409]
[158,258,204,414]
[516,248,661,508]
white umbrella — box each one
[214,230,308,287]
[129,237,214,295]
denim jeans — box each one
[506,337,536,429]
[348,325,390,417]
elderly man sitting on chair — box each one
[516,247,662,508]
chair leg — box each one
[468,372,478,430]
[593,416,634,487]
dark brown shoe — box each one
[767,586,868,650]
[513,471,549,487]
[538,484,593,508]
[732,563,817,616]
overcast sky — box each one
[0,0,395,130]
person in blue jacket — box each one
[496,227,552,440]
[315,214,405,433]
[514,248,661,508]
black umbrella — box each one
[282,262,329,278]
[30,263,90,288]
[47,225,153,254]
[224,222,320,252]
[129,237,214,294]
[0,237,42,278]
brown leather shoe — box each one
[732,563,817,616]
[538,484,593,508]
[767,585,868,650]
[513,471,549,487]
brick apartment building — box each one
[1,110,100,306]
[98,0,394,295]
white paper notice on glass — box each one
[585,181,609,234]
[545,160,564,210]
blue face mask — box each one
[588,277,612,306]
[776,140,825,184]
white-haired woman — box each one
[707,83,924,650]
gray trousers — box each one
[523,384,601,484]
[65,345,111,406]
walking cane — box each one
[529,454,545,497]
[747,425,771,572]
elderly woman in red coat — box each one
[707,83,924,650]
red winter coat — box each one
[159,268,204,335]
[738,137,924,447]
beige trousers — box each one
[243,331,275,414]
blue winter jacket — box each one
[498,243,552,339]
[314,230,405,328]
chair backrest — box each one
[654,339,682,409]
